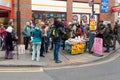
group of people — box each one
[96,20,120,52]
[0,21,18,59]
[22,18,67,63]
[0,18,120,63]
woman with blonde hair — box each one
[31,20,43,61]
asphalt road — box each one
[0,51,120,80]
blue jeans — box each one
[32,42,41,61]
[53,41,61,61]
[89,32,95,53]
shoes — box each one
[50,48,53,50]
[55,60,62,63]
[104,50,110,52]
[5,57,13,59]
[40,55,45,57]
[113,48,115,50]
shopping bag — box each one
[18,44,25,54]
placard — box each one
[93,38,103,55]
[90,18,96,30]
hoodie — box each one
[31,27,43,43]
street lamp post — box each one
[17,0,21,43]
[89,0,95,54]
[16,0,21,59]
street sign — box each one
[101,0,109,12]
[111,6,120,12]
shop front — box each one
[32,0,100,24]
[32,0,66,21]
[0,0,13,25]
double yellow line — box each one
[0,68,43,72]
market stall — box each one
[65,36,86,55]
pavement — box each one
[0,44,119,68]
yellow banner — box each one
[90,18,96,30]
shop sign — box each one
[90,18,96,30]
[0,0,11,8]
[111,6,120,12]
[101,0,108,12]
[93,38,103,55]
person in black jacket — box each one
[51,18,66,63]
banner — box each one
[93,38,103,55]
[101,0,108,12]
[90,18,96,30]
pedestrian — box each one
[22,22,31,50]
[4,22,18,59]
[51,18,66,63]
[0,24,5,48]
[31,19,43,61]
[113,20,120,50]
[40,21,45,57]
[103,23,113,52]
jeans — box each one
[89,32,95,53]
[32,42,41,61]
[53,41,61,61]
[45,36,50,53]
[24,37,30,50]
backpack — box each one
[50,28,60,40]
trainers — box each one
[104,50,110,52]
[55,60,62,63]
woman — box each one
[4,22,17,59]
[31,19,43,61]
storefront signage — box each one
[90,18,96,30]
[0,0,11,8]
[111,6,120,12]
[93,38,103,55]
[32,0,100,14]
[101,0,108,12]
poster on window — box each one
[93,38,103,55]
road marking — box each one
[0,68,44,72]
[45,50,120,71]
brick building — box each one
[0,0,116,43]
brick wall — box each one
[13,0,32,43]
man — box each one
[22,22,31,50]
[51,18,65,63]
[113,20,120,50]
